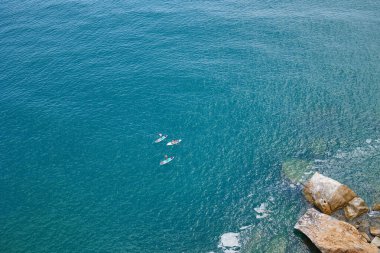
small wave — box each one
[368,211,380,218]
[254,203,268,214]
[332,139,380,161]
[239,225,253,231]
[313,138,380,170]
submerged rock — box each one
[294,208,378,253]
[282,159,312,184]
[303,172,357,214]
[265,236,287,253]
[344,197,369,219]
[310,138,328,156]
[244,229,266,252]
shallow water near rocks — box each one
[0,0,379,252]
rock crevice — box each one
[295,172,379,252]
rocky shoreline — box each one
[295,172,380,252]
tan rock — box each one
[344,197,369,219]
[370,227,380,236]
[360,232,371,243]
[303,172,357,214]
[373,203,380,211]
[371,236,380,248]
[294,208,378,253]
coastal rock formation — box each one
[373,203,380,211]
[371,236,380,248]
[303,172,357,214]
[294,208,378,253]
[370,227,380,236]
[343,197,369,219]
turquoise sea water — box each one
[1,0,380,252]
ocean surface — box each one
[1,0,379,252]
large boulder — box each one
[303,172,357,214]
[373,203,380,211]
[294,208,378,253]
[344,197,369,219]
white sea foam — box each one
[239,225,253,231]
[218,232,241,253]
[368,211,380,217]
[256,213,269,219]
[254,202,272,219]
[313,138,380,170]
[254,203,267,214]
[224,250,240,253]
[333,145,378,160]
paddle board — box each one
[160,156,174,165]
[167,139,182,146]
[154,135,167,143]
